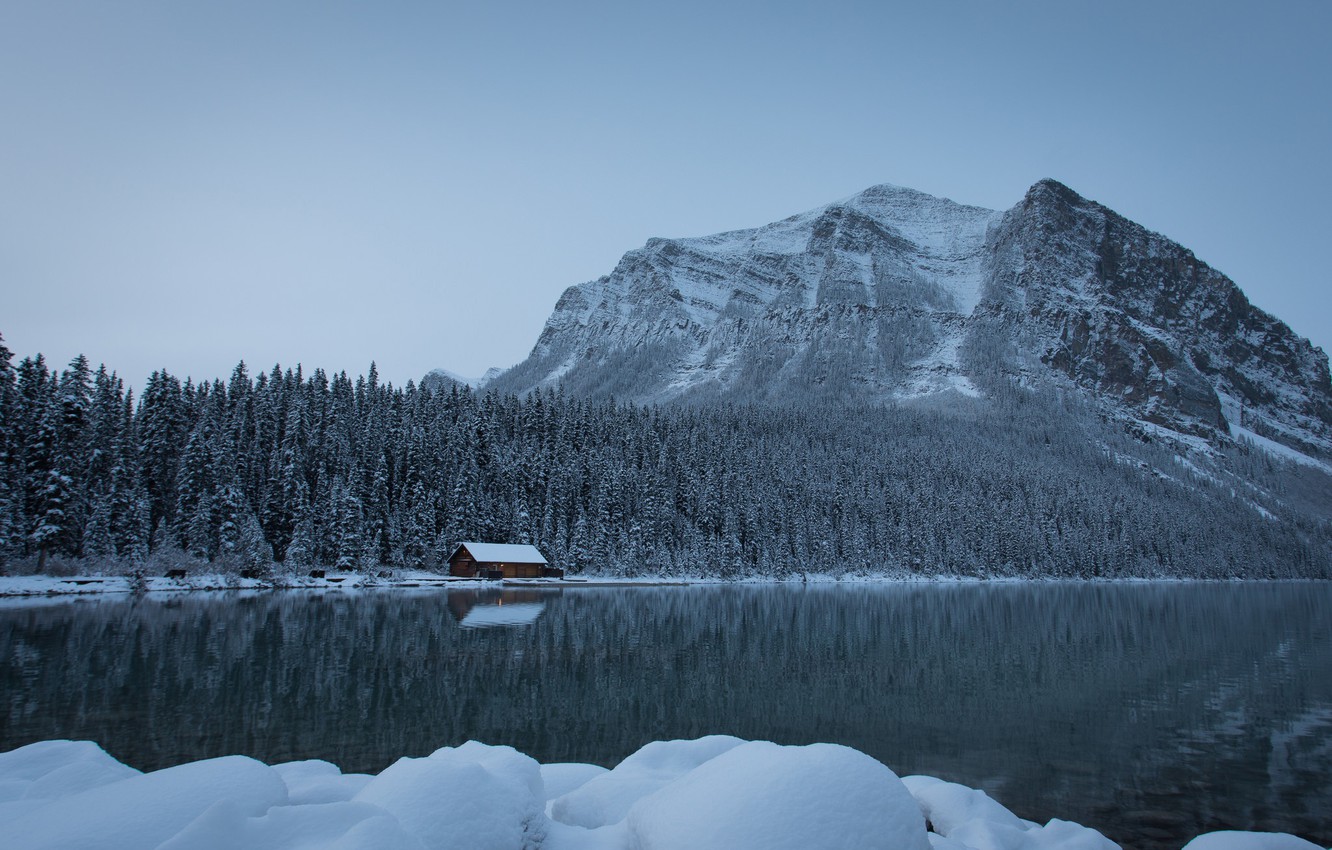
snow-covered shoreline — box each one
[3,736,1322,850]
[0,572,697,598]
[0,571,1301,599]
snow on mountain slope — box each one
[421,368,475,389]
[486,180,1332,463]
[493,184,1000,404]
[981,180,1332,458]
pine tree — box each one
[138,370,188,542]
[264,405,308,561]
[174,420,217,556]
[31,467,72,571]
[331,477,363,571]
[363,452,392,568]
[0,334,20,566]
[285,501,316,570]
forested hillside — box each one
[1,335,1327,579]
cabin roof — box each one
[450,542,549,565]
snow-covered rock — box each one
[903,774,1029,836]
[1182,832,1327,850]
[548,734,745,829]
[540,761,609,801]
[903,774,1118,850]
[0,737,1322,850]
[947,816,1120,850]
[156,800,423,850]
[352,741,544,850]
[7,753,288,850]
[623,740,930,850]
[929,832,980,850]
[274,758,373,805]
[0,739,140,803]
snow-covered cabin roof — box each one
[450,542,548,565]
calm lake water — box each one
[2,582,1329,849]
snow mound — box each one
[274,759,373,804]
[8,753,288,850]
[0,739,140,805]
[0,737,1322,850]
[549,734,745,829]
[903,775,1117,850]
[625,740,930,850]
[1182,832,1327,850]
[540,762,609,801]
[948,817,1119,850]
[156,800,422,850]
[353,741,544,850]
[904,774,1029,835]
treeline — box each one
[0,334,1328,578]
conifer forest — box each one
[0,335,1328,580]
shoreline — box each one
[0,571,716,598]
[4,736,1324,850]
[0,571,1323,599]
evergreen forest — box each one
[1,334,1328,580]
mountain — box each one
[420,368,473,390]
[489,180,1332,464]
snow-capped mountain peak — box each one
[487,180,1331,462]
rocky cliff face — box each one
[488,180,1332,461]
[984,180,1331,457]
[493,184,1000,404]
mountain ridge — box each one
[476,179,1331,465]
[986,178,1331,457]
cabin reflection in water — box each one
[447,589,548,630]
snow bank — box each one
[1,738,1324,850]
[273,759,372,805]
[1183,833,1327,850]
[549,734,745,828]
[155,800,420,850]
[623,740,930,850]
[946,817,1120,850]
[903,775,1117,850]
[353,741,545,850]
[8,751,287,850]
[904,774,1032,835]
[0,739,140,805]
[539,762,608,802]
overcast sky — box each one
[2,1,1329,390]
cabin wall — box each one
[449,555,476,577]
[505,563,543,579]
[447,552,548,579]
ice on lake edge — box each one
[0,737,1325,850]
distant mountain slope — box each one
[420,368,473,390]
[490,180,1332,462]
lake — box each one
[2,582,1329,848]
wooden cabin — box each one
[447,542,558,579]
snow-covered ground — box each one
[0,571,1301,599]
[0,572,704,598]
[2,736,1321,850]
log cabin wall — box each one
[449,552,477,577]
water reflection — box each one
[1,583,1329,849]
[448,589,548,630]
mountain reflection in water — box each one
[1,582,1329,850]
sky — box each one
[2,1,1329,390]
